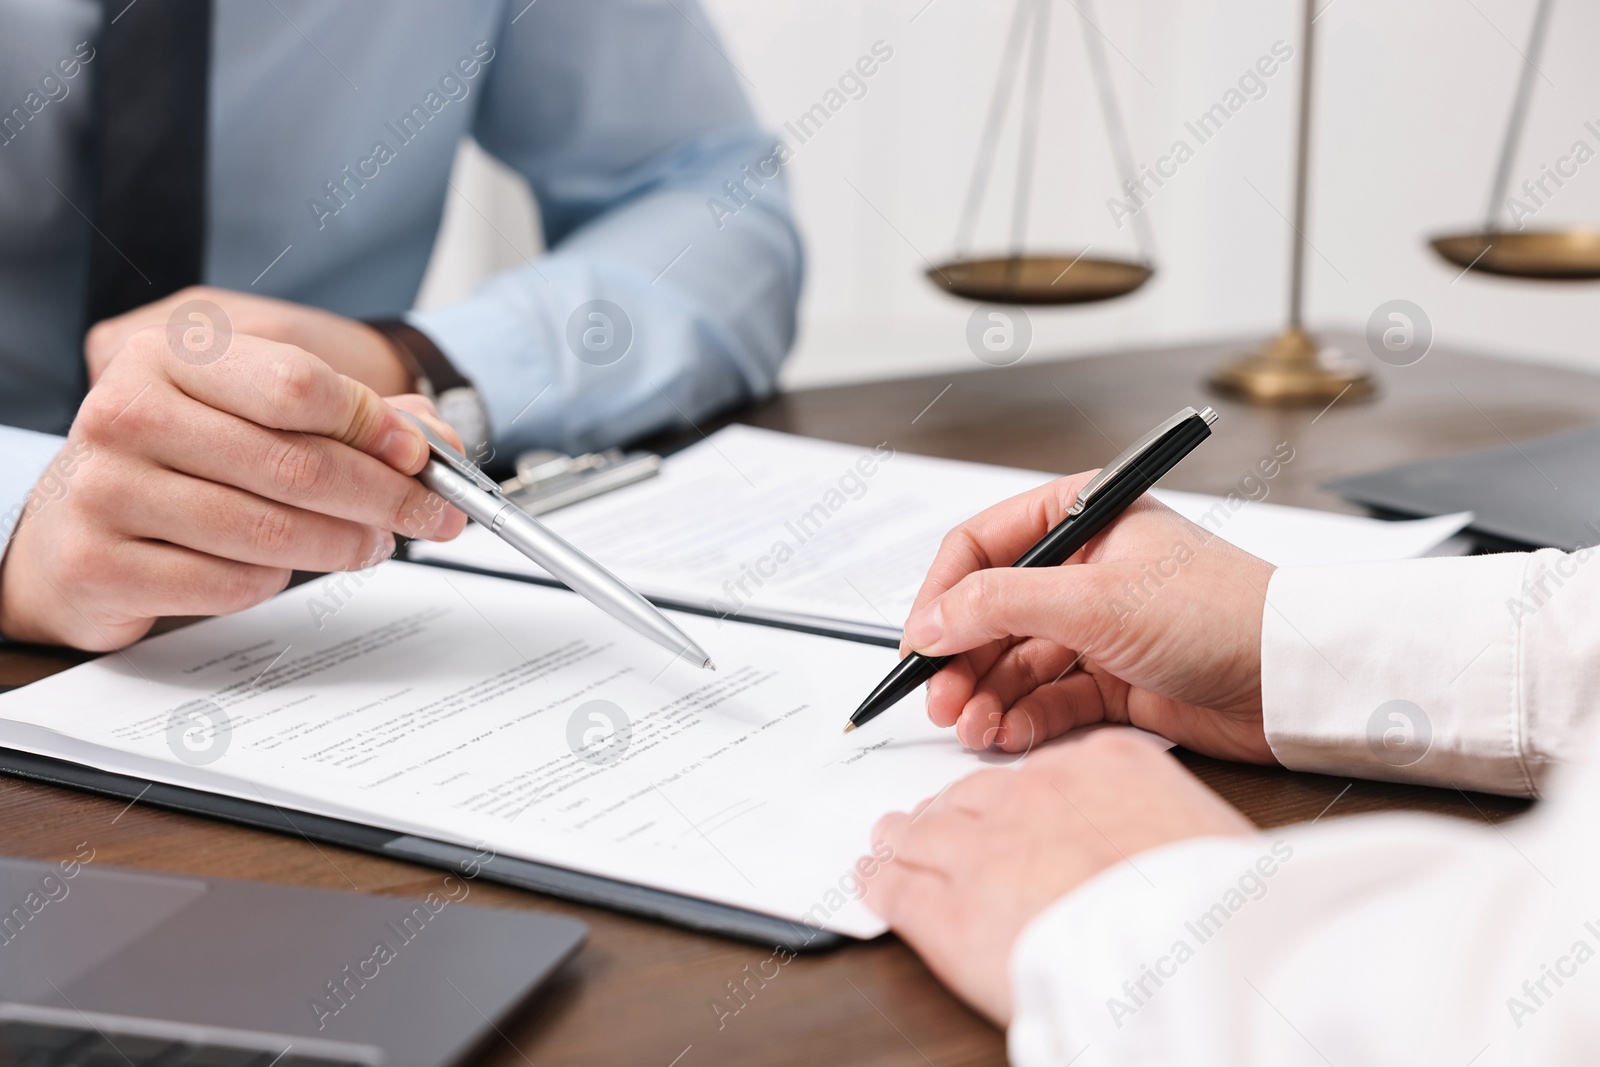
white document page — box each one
[0,561,1083,938]
[1153,490,1474,568]
[418,425,1047,639]
[410,425,1472,635]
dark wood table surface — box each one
[6,332,1599,1066]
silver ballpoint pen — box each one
[401,414,715,671]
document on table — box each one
[409,425,1473,638]
[0,561,1076,938]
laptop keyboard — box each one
[0,1014,378,1067]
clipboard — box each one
[0,556,910,953]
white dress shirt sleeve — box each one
[1262,550,1600,796]
[1008,745,1598,1065]
[1008,551,1600,1064]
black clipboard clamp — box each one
[0,747,842,953]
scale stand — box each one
[1207,0,1374,406]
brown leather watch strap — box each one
[365,318,473,396]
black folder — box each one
[1327,421,1600,552]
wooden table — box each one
[6,333,1599,1066]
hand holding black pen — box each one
[843,405,1219,733]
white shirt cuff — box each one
[1261,553,1557,796]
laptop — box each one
[0,856,585,1067]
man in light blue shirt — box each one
[0,0,801,648]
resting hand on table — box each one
[0,322,466,650]
[901,470,1278,763]
[866,730,1253,1025]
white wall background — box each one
[418,0,1600,389]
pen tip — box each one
[704,659,717,671]
[842,722,856,734]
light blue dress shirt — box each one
[0,0,801,552]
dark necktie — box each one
[84,0,213,325]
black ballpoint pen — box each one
[843,405,1219,733]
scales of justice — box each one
[927,0,1598,406]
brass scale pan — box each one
[930,0,1154,307]
[1430,230,1600,281]
[926,254,1152,305]
[1431,0,1600,282]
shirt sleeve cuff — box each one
[0,427,74,643]
[0,426,72,553]
[406,293,557,455]
[1260,553,1539,796]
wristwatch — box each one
[366,319,493,463]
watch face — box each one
[437,387,492,464]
